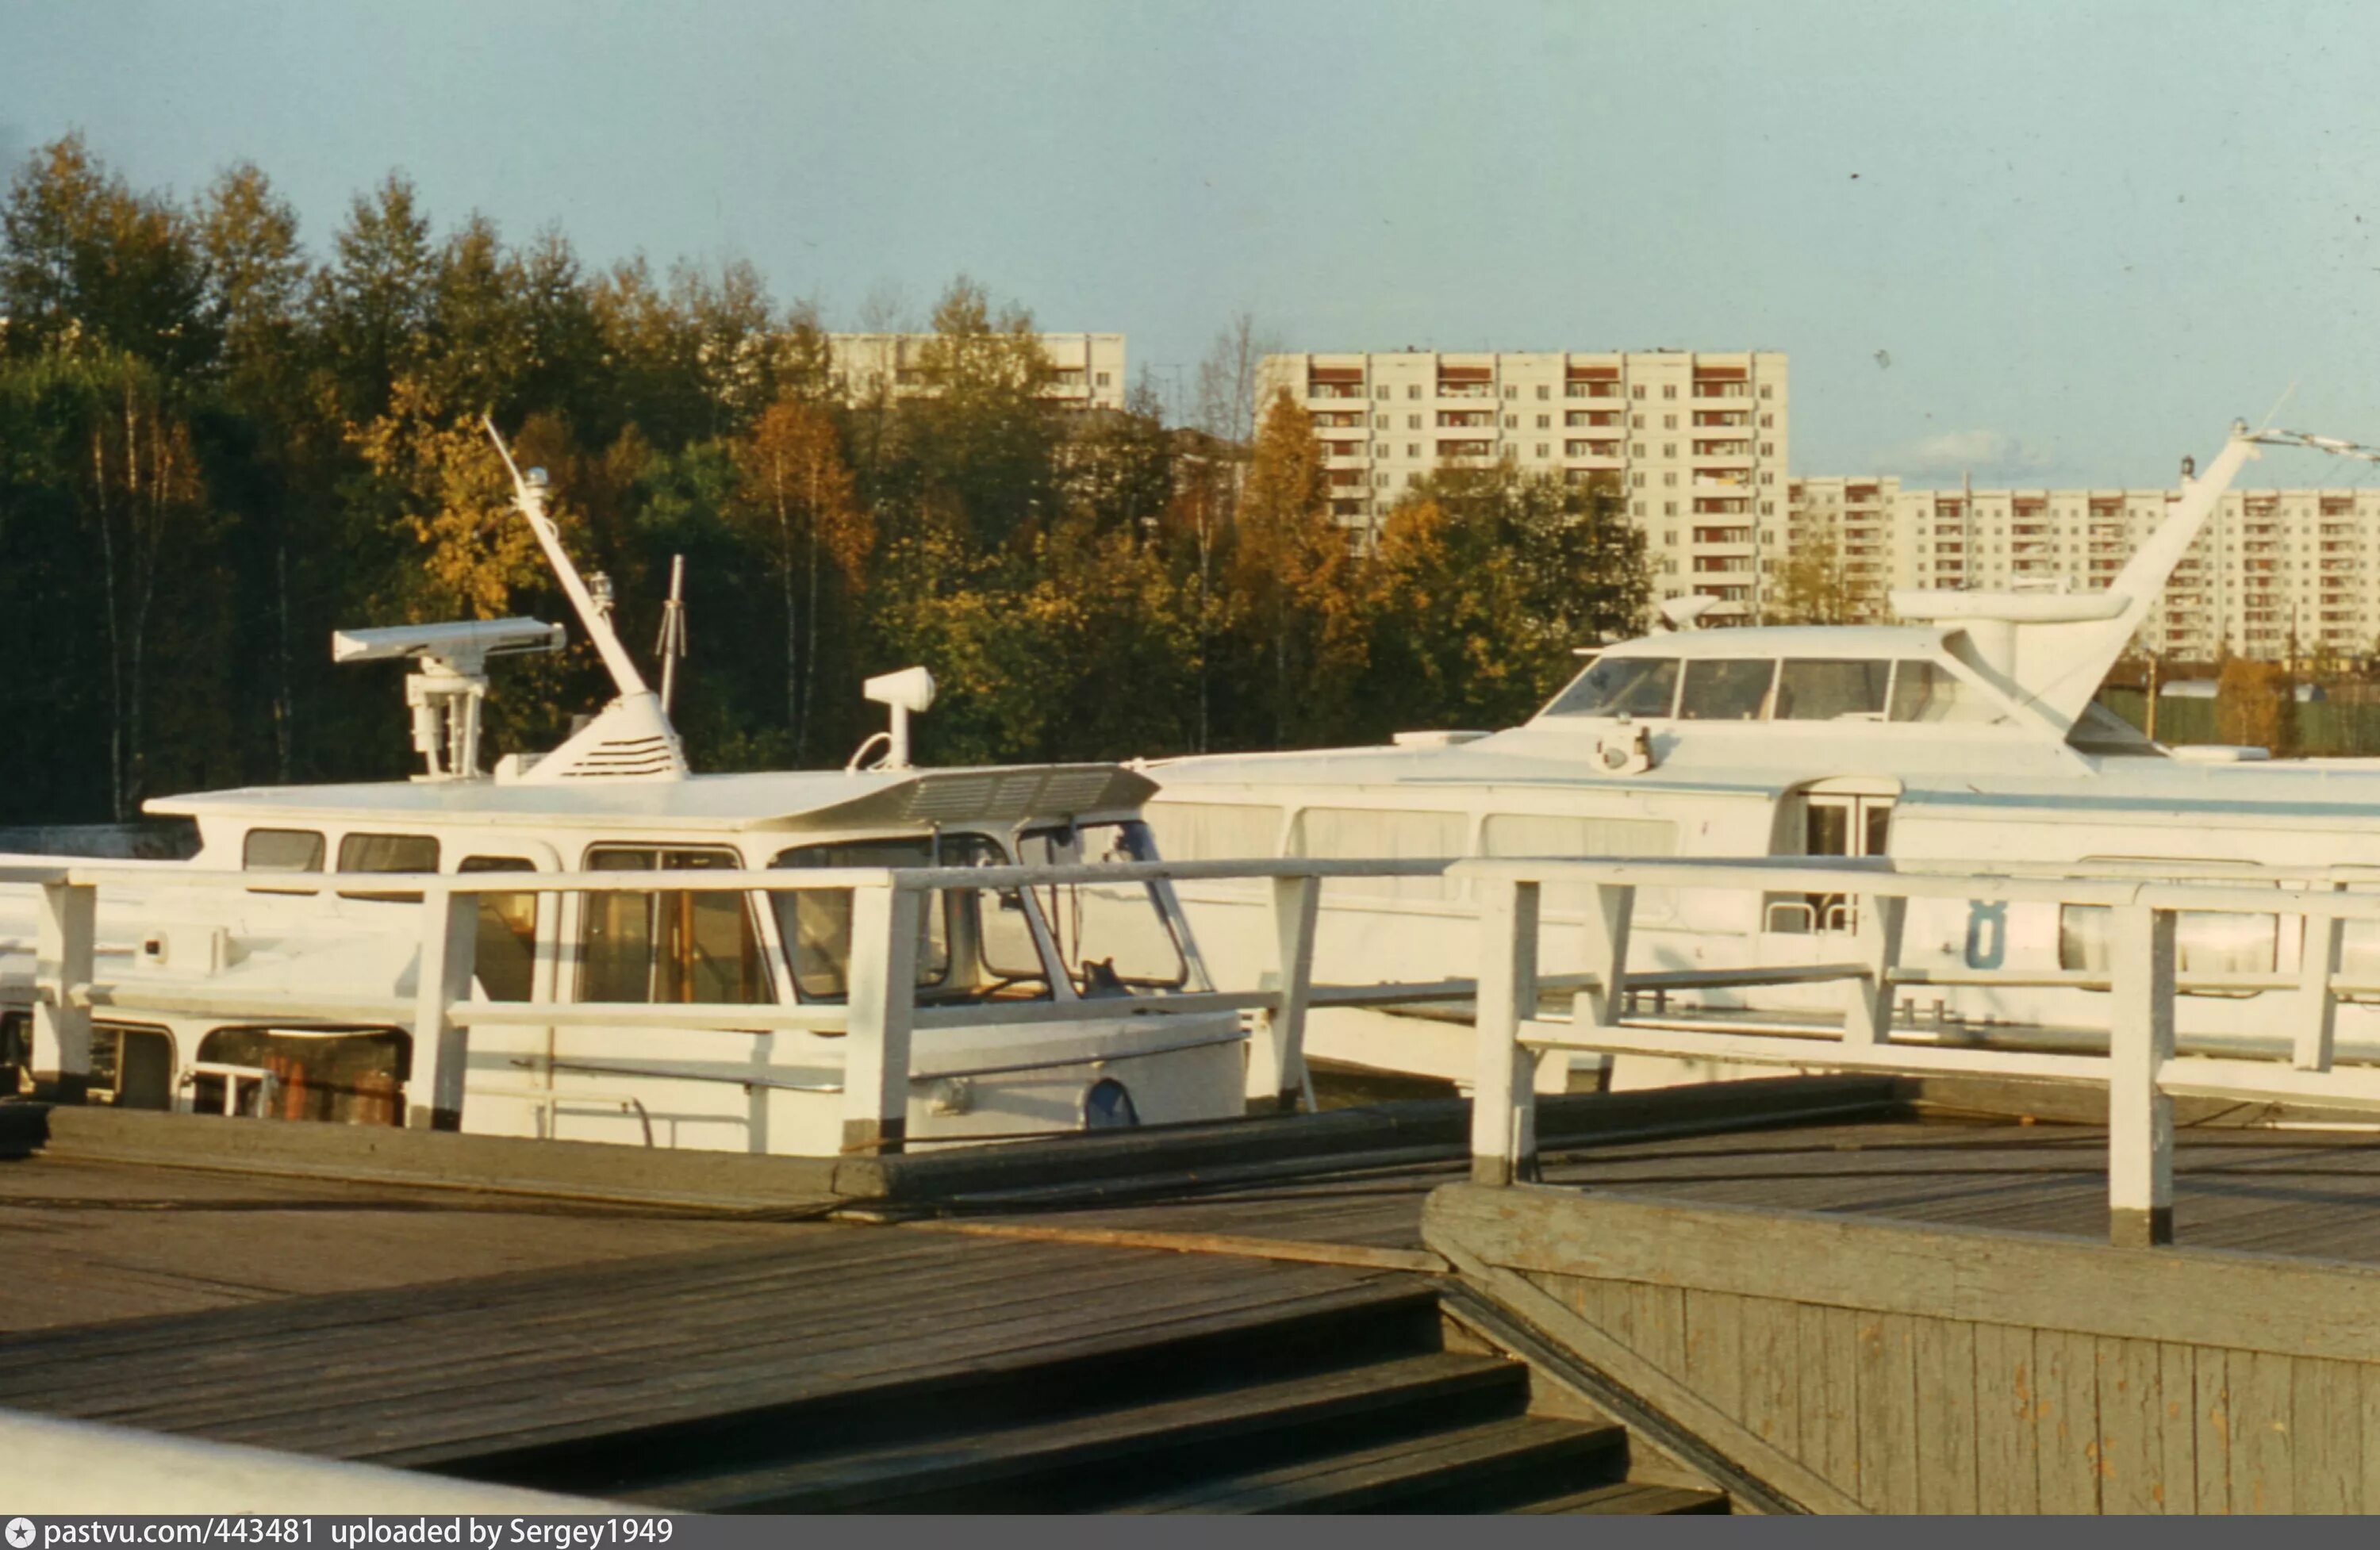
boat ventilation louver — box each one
[555,735,682,779]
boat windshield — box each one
[1541,654,1990,724]
[768,823,1189,1003]
[770,833,1047,1005]
[1011,820,1188,998]
[1539,656,1679,719]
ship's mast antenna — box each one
[482,416,651,699]
[654,554,689,716]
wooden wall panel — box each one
[1431,1185,2380,1515]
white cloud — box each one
[1879,429,2048,481]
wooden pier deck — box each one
[12,1077,2380,1512]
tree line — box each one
[0,136,1652,823]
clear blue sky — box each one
[6,0,2380,488]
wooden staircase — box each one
[446,1283,1723,1514]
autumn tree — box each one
[1223,389,1367,746]
[1368,465,1651,734]
[731,397,869,759]
[1768,516,1875,625]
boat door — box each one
[1766,781,1898,935]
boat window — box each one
[242,828,323,873]
[1887,662,1975,723]
[1012,821,1188,996]
[1776,660,1889,721]
[2060,905,2278,976]
[1539,656,1679,719]
[1481,814,1678,918]
[579,848,770,1005]
[2058,861,2278,976]
[336,832,441,902]
[1678,659,1774,721]
[1141,801,1283,861]
[770,833,1058,1005]
[459,856,538,1003]
[189,1027,405,1124]
[1290,807,1464,902]
[88,1022,173,1111]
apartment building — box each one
[1257,351,1788,623]
[1788,476,2380,662]
[830,332,1128,412]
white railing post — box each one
[1472,873,1541,1186]
[31,881,96,1103]
[1844,891,1907,1048]
[2294,888,2344,1072]
[408,883,479,1131]
[2108,902,2177,1247]
[843,881,921,1157]
[1246,873,1321,1114]
[1576,883,1634,1034]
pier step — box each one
[1113,1414,1626,1514]
[1518,1483,1730,1514]
[652,1350,1526,1513]
[591,1278,1712,1514]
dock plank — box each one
[2034,1329,2100,1514]
[1971,1322,2040,1514]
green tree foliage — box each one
[0,136,1658,823]
[1368,464,1650,731]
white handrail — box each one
[1457,854,2380,1249]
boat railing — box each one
[1459,853,2380,1249]
[0,855,1472,1153]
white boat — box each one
[0,430,1244,1153]
[1142,422,2380,1089]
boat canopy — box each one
[147,764,1158,838]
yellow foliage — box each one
[353,376,545,620]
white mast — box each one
[483,420,689,784]
[1892,422,2260,732]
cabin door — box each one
[1769,793,1891,934]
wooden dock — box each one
[11,1075,2380,1512]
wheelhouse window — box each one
[1887,661,1975,723]
[771,833,1050,1005]
[1677,659,1774,720]
[243,829,323,872]
[337,832,440,901]
[459,855,537,1003]
[1776,660,1889,721]
[1539,657,1679,719]
[580,847,770,1005]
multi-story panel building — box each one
[830,332,1127,412]
[1257,351,1788,623]
[1787,477,2380,662]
